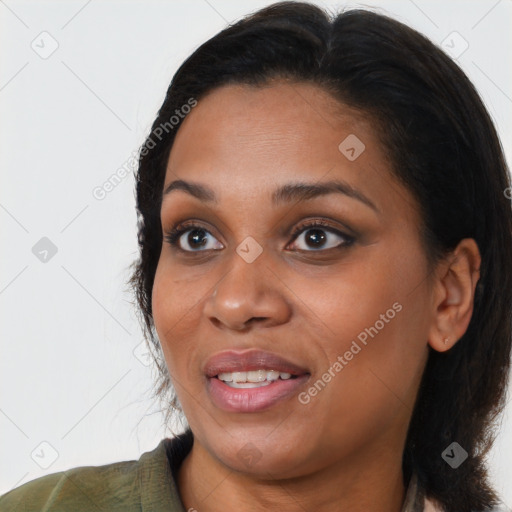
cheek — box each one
[151,262,196,367]
[291,255,403,346]
[151,259,219,382]
[296,241,429,402]
[151,263,175,344]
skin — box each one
[151,80,481,512]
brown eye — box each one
[288,221,355,251]
[164,224,223,252]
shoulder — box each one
[0,460,141,512]
[0,437,189,512]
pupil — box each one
[306,228,326,247]
[189,229,207,247]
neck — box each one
[177,438,406,512]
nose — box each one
[203,248,292,331]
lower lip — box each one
[207,375,309,413]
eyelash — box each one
[164,219,356,254]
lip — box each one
[204,349,310,413]
[204,349,309,377]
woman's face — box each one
[152,81,433,478]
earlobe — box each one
[427,238,481,353]
[430,334,456,353]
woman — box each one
[1,2,510,511]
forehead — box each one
[169,81,369,167]
[163,81,416,223]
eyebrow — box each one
[162,178,378,212]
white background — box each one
[1,0,511,507]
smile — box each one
[203,349,310,413]
[217,370,295,388]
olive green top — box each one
[0,430,434,511]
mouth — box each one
[204,349,310,412]
[216,369,298,388]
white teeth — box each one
[247,370,267,382]
[266,370,279,381]
[231,372,246,383]
[217,370,294,385]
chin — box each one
[205,426,311,478]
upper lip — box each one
[204,349,310,378]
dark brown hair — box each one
[128,3,512,510]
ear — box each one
[428,238,481,352]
